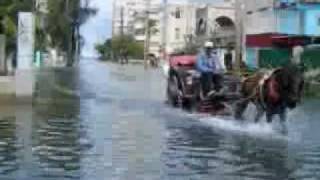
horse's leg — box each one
[279,109,288,135]
[234,100,249,120]
[255,105,264,123]
[266,111,273,123]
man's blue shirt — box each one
[196,51,220,73]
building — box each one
[161,3,198,54]
[243,0,320,69]
[35,0,48,29]
[112,0,162,57]
[195,2,235,48]
[36,0,48,14]
[162,1,235,54]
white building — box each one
[195,2,235,47]
[112,0,162,57]
[161,1,235,55]
[161,3,198,54]
[36,0,48,14]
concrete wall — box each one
[303,7,320,35]
[245,10,277,34]
[245,9,302,35]
[243,0,274,12]
[164,4,198,53]
[246,48,259,69]
[276,9,301,34]
[244,1,320,36]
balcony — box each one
[135,34,145,41]
[212,27,236,38]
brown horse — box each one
[234,65,304,131]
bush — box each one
[95,35,144,61]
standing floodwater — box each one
[0,59,318,179]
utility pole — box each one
[65,0,73,66]
[144,0,151,69]
[120,6,124,37]
[162,0,168,61]
[235,0,244,73]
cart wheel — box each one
[167,76,180,107]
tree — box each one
[95,39,112,60]
[45,0,96,66]
[95,36,144,61]
[0,0,33,53]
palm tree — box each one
[0,0,33,53]
[46,0,96,66]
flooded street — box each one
[0,59,319,179]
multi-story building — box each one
[194,2,235,48]
[112,0,162,57]
[36,0,48,14]
[161,0,235,64]
[35,0,48,29]
[243,0,320,68]
[161,3,198,54]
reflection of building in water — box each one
[0,106,20,176]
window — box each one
[175,28,181,40]
[175,8,181,19]
[135,28,145,35]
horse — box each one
[234,65,304,132]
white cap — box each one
[204,41,214,48]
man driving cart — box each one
[196,41,224,98]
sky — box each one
[80,0,113,57]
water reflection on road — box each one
[0,60,319,179]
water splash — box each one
[197,116,288,140]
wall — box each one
[165,4,197,53]
[303,8,320,35]
[276,9,301,34]
[245,9,302,35]
[245,10,277,35]
[246,48,258,69]
[243,0,274,12]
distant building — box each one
[36,0,48,14]
[35,0,48,29]
[161,3,198,54]
[112,0,162,57]
[195,3,235,48]
[243,0,320,69]
[161,1,235,64]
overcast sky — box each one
[80,0,113,57]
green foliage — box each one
[147,19,159,35]
[0,0,33,53]
[127,41,144,59]
[95,39,112,60]
[44,0,96,65]
[95,36,144,61]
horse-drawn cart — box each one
[166,54,242,116]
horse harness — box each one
[258,69,281,110]
[241,69,281,110]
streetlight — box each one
[143,0,151,69]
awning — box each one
[272,35,312,47]
[246,33,314,48]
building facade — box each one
[112,0,162,57]
[161,3,198,54]
[162,1,235,55]
[195,3,235,48]
[242,0,320,69]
